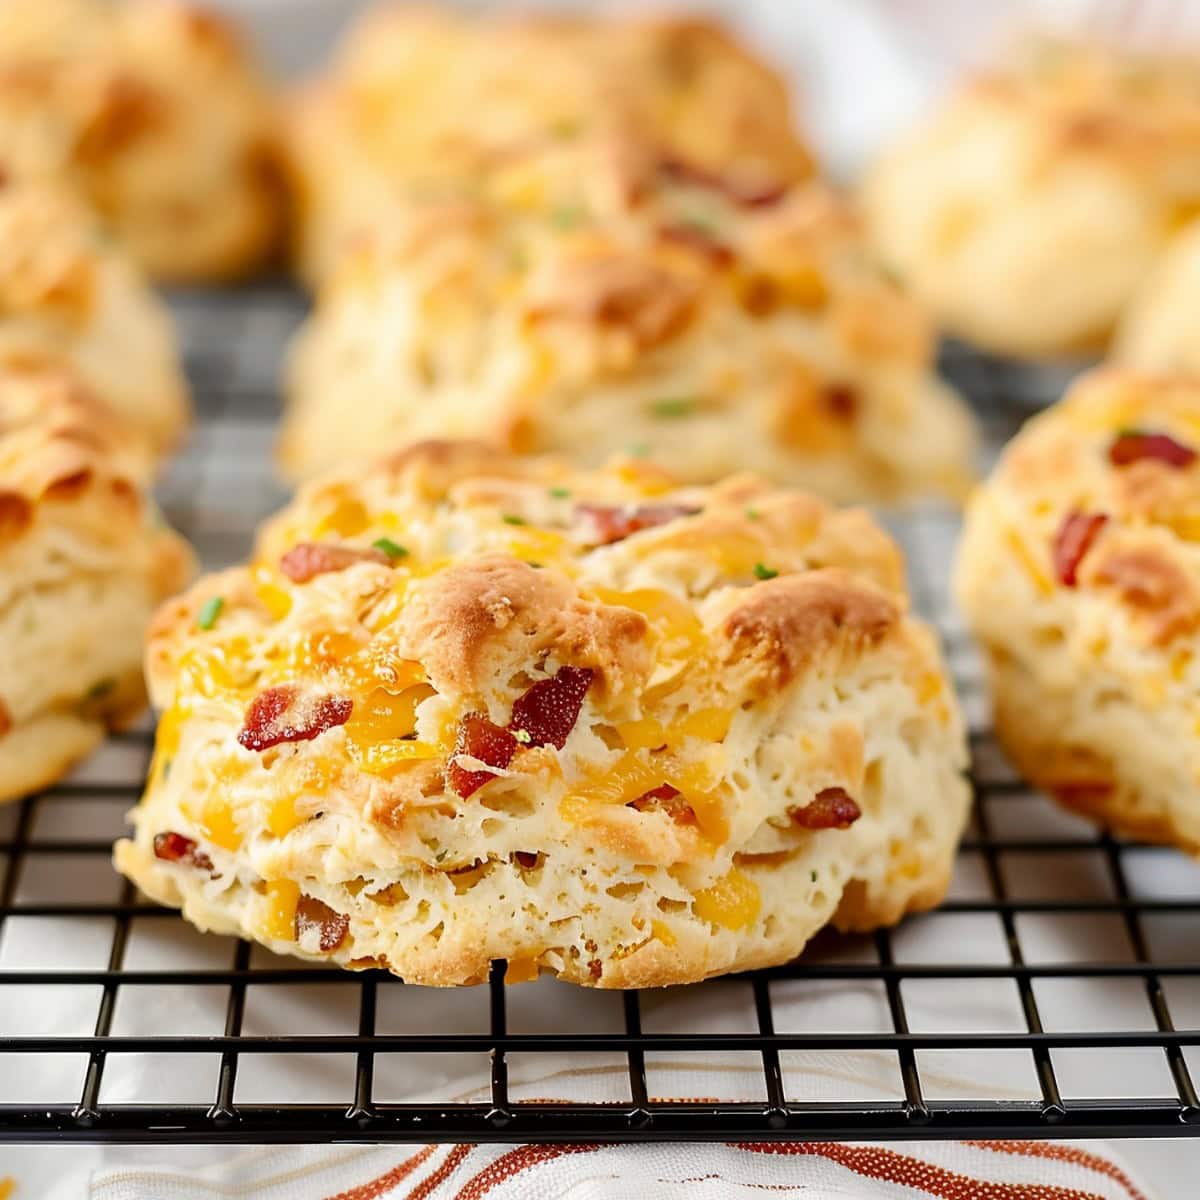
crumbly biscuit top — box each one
[308,6,812,197]
[147,443,934,868]
[983,368,1200,645]
[319,143,933,380]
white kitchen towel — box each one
[76,1139,1157,1200]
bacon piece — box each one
[510,666,593,750]
[1109,431,1197,470]
[152,830,215,873]
[1052,511,1108,587]
[789,787,862,830]
[630,782,697,825]
[513,851,540,869]
[278,541,388,583]
[576,502,699,545]
[237,686,353,752]
[448,713,518,798]
[295,895,350,952]
[658,155,786,208]
[657,222,734,267]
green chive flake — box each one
[649,396,699,419]
[513,728,533,744]
[753,563,778,581]
[196,596,224,631]
[502,513,527,526]
[85,677,116,702]
[372,536,409,560]
[627,442,651,459]
[548,486,571,499]
[745,507,761,520]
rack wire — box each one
[1,286,1199,1144]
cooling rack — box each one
[1,285,1199,1145]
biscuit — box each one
[0,180,188,454]
[115,441,969,987]
[1116,219,1200,373]
[0,0,280,281]
[281,146,975,502]
[0,362,194,803]
[863,39,1200,358]
[955,368,1200,849]
[286,6,814,282]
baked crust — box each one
[0,361,194,803]
[0,0,281,281]
[1117,218,1200,374]
[955,367,1200,849]
[280,147,975,501]
[864,38,1200,357]
[116,441,969,987]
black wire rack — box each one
[1,286,1198,1145]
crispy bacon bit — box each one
[295,895,350,952]
[448,713,518,798]
[1052,511,1108,587]
[630,783,697,825]
[657,222,734,267]
[513,851,540,869]
[278,542,388,583]
[153,831,214,873]
[658,155,786,208]
[789,787,862,830]
[510,666,594,750]
[1109,431,1197,470]
[588,958,603,981]
[0,698,10,738]
[237,686,353,752]
[576,502,699,545]
[824,384,858,421]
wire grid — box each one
[1,287,1200,1144]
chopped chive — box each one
[811,869,818,883]
[513,728,533,744]
[85,677,116,702]
[502,513,527,526]
[649,396,699,419]
[372,536,409,559]
[745,507,761,520]
[682,210,720,236]
[627,442,651,459]
[550,117,582,139]
[752,563,778,581]
[196,596,224,631]
[526,561,544,569]
[548,486,571,499]
[549,205,586,229]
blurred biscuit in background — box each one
[863,37,1200,359]
[0,0,282,281]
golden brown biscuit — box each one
[0,180,188,454]
[115,441,969,987]
[956,368,1200,849]
[864,38,1200,358]
[281,140,975,502]
[286,5,814,282]
[0,361,194,803]
[1117,218,1200,373]
[0,0,281,281]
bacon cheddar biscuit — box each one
[863,39,1200,358]
[956,369,1200,848]
[0,181,188,454]
[116,441,969,987]
[281,139,974,502]
[0,363,194,802]
[0,0,280,281]
[285,6,814,283]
